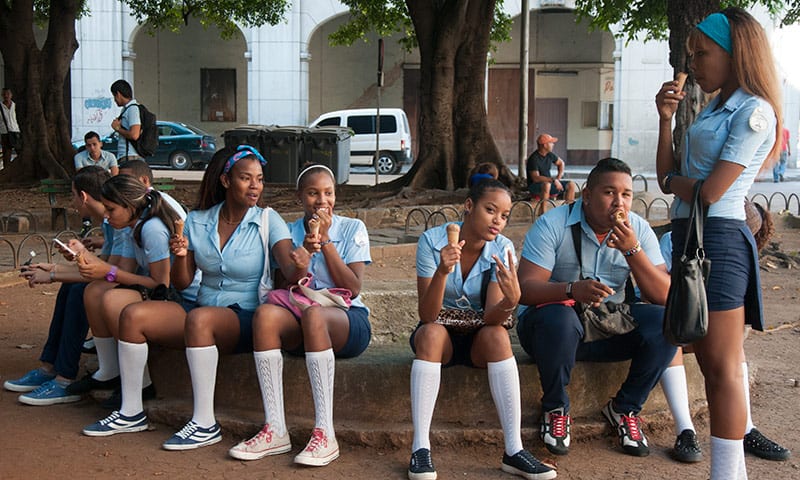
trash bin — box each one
[303,126,352,184]
[263,126,306,184]
[223,125,271,153]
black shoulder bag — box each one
[662,181,710,346]
[569,203,638,342]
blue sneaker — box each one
[4,368,56,393]
[18,380,81,406]
[83,410,149,437]
[162,421,222,451]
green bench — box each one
[40,177,175,231]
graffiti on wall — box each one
[84,97,114,125]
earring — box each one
[464,210,469,215]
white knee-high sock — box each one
[739,444,749,480]
[411,359,441,452]
[660,365,696,435]
[306,349,335,438]
[711,436,746,480]
[118,340,147,417]
[742,362,755,434]
[186,345,218,428]
[254,349,286,437]
[488,357,524,456]
[93,336,119,381]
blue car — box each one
[73,121,217,170]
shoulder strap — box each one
[260,207,272,289]
[681,181,706,257]
[568,202,583,278]
[480,264,494,309]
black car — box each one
[73,121,217,170]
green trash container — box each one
[223,125,271,153]
[303,126,352,184]
[264,126,306,184]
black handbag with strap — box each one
[663,181,710,346]
[569,203,638,342]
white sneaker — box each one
[229,423,291,460]
[293,428,339,467]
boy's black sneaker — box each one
[408,448,436,480]
[501,450,557,479]
[101,383,157,410]
[65,373,120,395]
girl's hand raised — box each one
[493,250,521,306]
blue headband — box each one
[223,145,267,173]
[697,12,732,55]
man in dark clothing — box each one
[526,133,576,203]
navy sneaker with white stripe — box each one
[83,410,148,436]
[162,421,222,451]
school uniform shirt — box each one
[674,88,776,221]
[131,216,172,278]
[186,204,290,311]
[518,199,663,317]
[287,215,371,310]
[117,99,142,158]
[73,149,118,172]
[158,190,186,219]
[100,220,134,259]
[416,221,515,311]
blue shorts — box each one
[672,217,763,329]
[225,303,256,353]
[409,323,478,368]
[286,306,371,359]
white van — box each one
[309,108,413,174]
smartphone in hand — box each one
[53,238,77,257]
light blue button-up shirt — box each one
[287,215,371,310]
[186,204,290,311]
[674,88,776,221]
[416,222,515,311]
[519,200,662,316]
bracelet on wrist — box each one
[661,171,678,193]
[319,240,333,247]
[50,271,56,282]
[623,242,642,257]
[565,281,574,299]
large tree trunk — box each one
[667,0,719,162]
[394,0,501,191]
[0,0,78,184]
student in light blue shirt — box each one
[406,180,555,480]
[110,79,142,160]
[655,8,785,478]
[516,158,675,459]
[232,164,373,467]
[82,146,303,452]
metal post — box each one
[519,0,530,179]
[375,39,384,185]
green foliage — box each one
[574,0,792,42]
[330,0,512,52]
[123,0,290,39]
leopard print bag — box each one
[435,308,515,335]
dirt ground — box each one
[0,188,799,479]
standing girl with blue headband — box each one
[655,8,783,479]
[228,164,372,467]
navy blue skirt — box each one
[671,217,763,330]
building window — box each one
[582,101,599,128]
[201,68,236,122]
[599,102,613,130]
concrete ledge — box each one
[147,343,706,447]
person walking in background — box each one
[655,8,783,479]
[110,79,142,161]
[407,179,555,480]
[1,87,21,166]
[773,126,790,182]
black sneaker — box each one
[540,407,571,455]
[744,428,791,461]
[80,220,92,237]
[81,337,97,355]
[601,400,649,457]
[101,383,157,410]
[501,450,557,480]
[408,448,436,480]
[670,429,702,463]
[65,373,120,395]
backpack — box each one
[120,103,157,157]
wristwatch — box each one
[105,265,118,282]
[565,281,574,299]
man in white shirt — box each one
[110,79,142,161]
[1,87,21,165]
[74,131,119,175]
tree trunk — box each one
[667,0,718,163]
[0,0,79,184]
[396,0,501,191]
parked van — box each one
[309,108,413,174]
